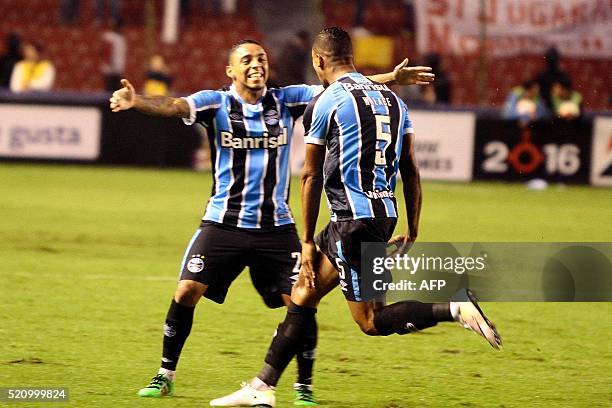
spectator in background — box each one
[503,79,549,122]
[403,0,416,34]
[59,0,80,24]
[60,0,122,25]
[96,0,123,26]
[274,30,310,86]
[0,33,22,89]
[422,53,451,104]
[101,18,126,91]
[10,42,55,93]
[143,54,172,96]
[551,77,582,120]
[353,0,368,34]
[535,47,570,112]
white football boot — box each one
[210,382,276,407]
[452,289,502,349]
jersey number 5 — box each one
[375,115,392,166]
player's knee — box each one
[290,281,321,308]
[175,280,206,306]
[354,317,378,336]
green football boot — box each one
[138,374,174,397]
[293,383,317,406]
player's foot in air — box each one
[293,383,317,406]
[453,289,502,349]
[138,374,174,397]
[210,382,276,407]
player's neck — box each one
[326,64,357,85]
[234,83,264,104]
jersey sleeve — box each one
[401,100,415,135]
[281,84,323,119]
[303,91,336,146]
[182,90,223,125]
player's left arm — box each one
[282,58,434,116]
[367,58,435,86]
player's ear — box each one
[314,53,325,70]
[225,65,235,80]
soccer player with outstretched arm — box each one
[109,38,434,405]
[211,28,501,407]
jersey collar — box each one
[230,84,268,106]
[334,71,361,83]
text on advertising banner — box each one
[591,116,612,187]
[0,105,101,160]
[473,118,592,183]
[410,110,475,182]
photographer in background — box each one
[551,78,582,120]
[503,79,549,123]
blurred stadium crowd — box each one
[0,0,610,114]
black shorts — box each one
[315,218,397,302]
[179,221,301,308]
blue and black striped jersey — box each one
[183,84,319,228]
[303,72,414,221]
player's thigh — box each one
[314,221,365,302]
[249,226,302,308]
[174,280,208,306]
[316,219,396,303]
[178,223,248,305]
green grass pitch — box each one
[1,163,611,407]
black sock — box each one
[373,301,452,336]
[259,302,317,387]
[161,299,195,371]
[296,314,317,385]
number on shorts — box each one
[291,252,301,273]
[335,258,346,280]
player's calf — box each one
[257,302,317,388]
[371,301,453,335]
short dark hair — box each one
[556,76,572,90]
[522,79,538,89]
[25,41,43,54]
[312,27,353,61]
[228,39,262,63]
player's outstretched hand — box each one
[387,234,415,257]
[110,79,136,112]
[393,58,435,86]
[300,242,318,290]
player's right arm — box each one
[390,106,421,255]
[109,79,189,118]
[300,92,335,288]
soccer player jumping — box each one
[211,27,501,407]
[110,38,434,405]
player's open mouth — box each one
[248,72,264,79]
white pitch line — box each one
[6,272,176,281]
